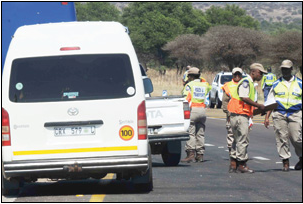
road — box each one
[2,113,302,202]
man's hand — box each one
[258,104,266,111]
[258,104,266,115]
[264,110,272,129]
[264,118,270,129]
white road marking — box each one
[253,156,270,161]
[276,162,282,164]
[205,143,215,147]
[218,146,225,149]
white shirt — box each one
[238,75,253,98]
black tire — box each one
[209,95,215,108]
[2,175,20,196]
[210,101,215,108]
[161,141,181,166]
[216,95,222,109]
[132,145,153,192]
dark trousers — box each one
[263,85,272,102]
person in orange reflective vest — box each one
[221,67,243,172]
[227,63,267,173]
[181,67,211,163]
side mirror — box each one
[143,77,153,94]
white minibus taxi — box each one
[2,22,153,194]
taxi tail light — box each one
[183,102,191,119]
[2,108,11,146]
[138,101,147,140]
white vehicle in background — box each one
[209,71,247,109]
[140,65,190,166]
[146,96,190,166]
[2,22,153,195]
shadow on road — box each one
[17,178,152,197]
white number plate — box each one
[54,126,95,136]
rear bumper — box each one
[148,132,189,143]
[3,156,149,178]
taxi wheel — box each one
[2,175,20,196]
[132,146,153,192]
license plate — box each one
[54,126,95,136]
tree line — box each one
[75,2,302,74]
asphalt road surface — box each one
[2,116,302,202]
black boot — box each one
[295,157,302,170]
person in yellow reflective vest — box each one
[264,60,302,172]
[221,67,243,172]
[182,75,209,97]
[182,65,191,86]
[228,63,267,173]
[181,67,211,163]
[261,67,277,102]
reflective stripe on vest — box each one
[273,77,302,116]
[186,80,210,108]
[227,77,255,116]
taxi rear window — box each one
[9,54,136,102]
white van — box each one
[2,22,153,194]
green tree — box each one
[122,2,210,67]
[163,34,204,74]
[75,2,121,22]
[269,31,302,73]
[260,20,302,35]
[201,25,268,71]
[206,4,260,30]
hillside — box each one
[193,2,302,24]
[111,2,302,25]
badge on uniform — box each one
[242,81,249,88]
[186,86,190,91]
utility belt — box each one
[264,84,273,87]
[230,113,250,119]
